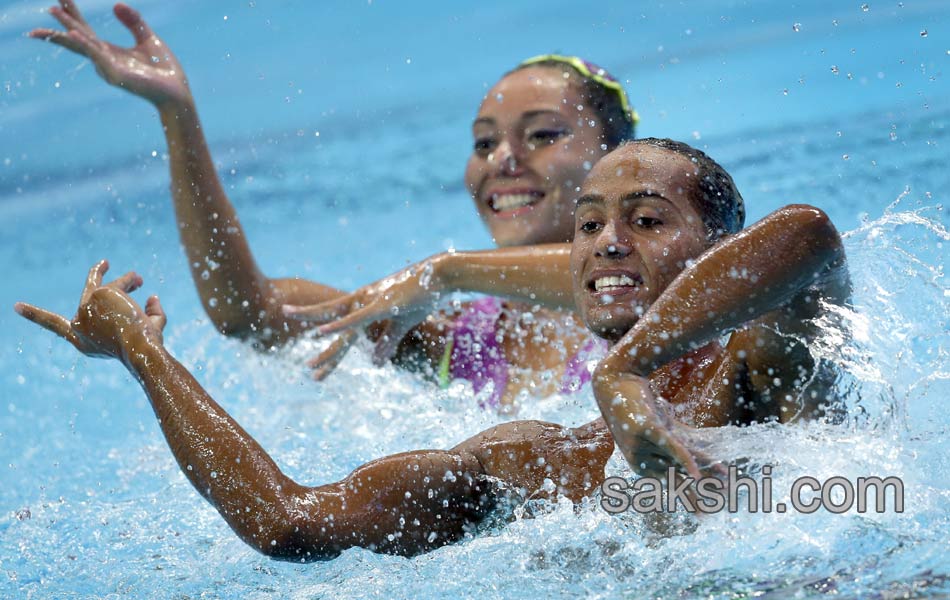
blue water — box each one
[1,0,949,598]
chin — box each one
[490,227,545,248]
[583,310,637,343]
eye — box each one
[526,128,568,148]
[634,216,662,229]
[579,220,602,234]
[473,137,496,155]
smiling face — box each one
[465,66,609,247]
[570,144,712,341]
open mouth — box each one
[489,191,544,213]
[588,272,643,293]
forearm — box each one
[124,339,306,554]
[602,204,845,377]
[158,101,276,336]
[439,244,575,309]
[123,340,491,559]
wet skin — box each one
[571,145,711,340]
[28,1,616,400]
[17,140,850,558]
[465,66,609,247]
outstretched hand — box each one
[592,369,724,486]
[30,1,191,107]
[15,260,166,362]
[283,259,448,379]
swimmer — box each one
[30,1,639,408]
[16,140,849,558]
[288,138,850,478]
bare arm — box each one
[592,205,849,477]
[440,244,575,309]
[15,262,613,558]
[282,244,576,374]
[158,102,340,341]
[32,1,340,344]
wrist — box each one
[156,95,198,122]
[430,252,461,292]
[120,329,168,372]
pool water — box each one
[1,0,949,598]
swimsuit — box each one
[438,297,608,408]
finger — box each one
[49,5,85,34]
[372,319,412,366]
[14,302,77,343]
[316,304,384,336]
[283,296,355,323]
[29,28,90,56]
[59,0,89,25]
[113,3,155,45]
[307,332,356,381]
[80,260,109,306]
[662,435,703,482]
[107,271,143,293]
[145,295,167,332]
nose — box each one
[489,138,525,176]
[594,221,633,259]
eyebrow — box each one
[574,194,603,208]
[575,190,673,208]
[621,190,674,206]
[472,109,566,129]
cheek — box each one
[545,145,592,190]
[464,156,482,195]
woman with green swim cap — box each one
[30,1,639,409]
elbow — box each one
[208,312,255,340]
[249,516,343,563]
[777,204,843,257]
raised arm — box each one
[593,205,849,478]
[31,2,340,344]
[16,262,613,558]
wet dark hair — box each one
[509,59,636,150]
[627,138,745,240]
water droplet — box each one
[792,22,801,32]
[200,270,210,280]
[920,30,928,38]
[783,88,789,95]
[831,65,840,75]
[495,93,504,103]
[889,131,897,141]
[861,4,869,12]
[842,154,850,160]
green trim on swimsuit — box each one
[438,336,454,389]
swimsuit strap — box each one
[440,297,509,408]
[559,337,610,394]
